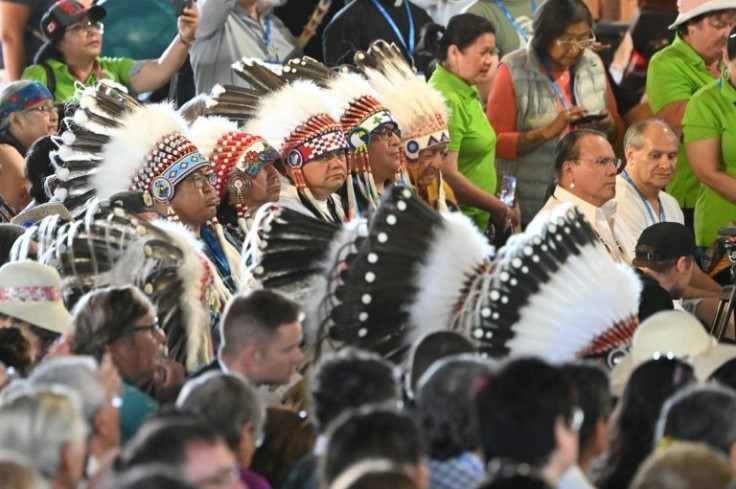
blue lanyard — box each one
[370,0,414,62]
[264,14,277,61]
[493,0,535,42]
[621,170,666,223]
[201,226,233,280]
[540,55,575,110]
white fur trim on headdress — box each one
[93,103,191,200]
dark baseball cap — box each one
[635,222,698,262]
[40,0,106,42]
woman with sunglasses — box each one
[487,0,623,227]
[0,80,58,219]
[423,13,518,234]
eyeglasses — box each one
[572,156,624,173]
[417,145,448,159]
[554,34,596,51]
[125,320,163,337]
[185,171,218,189]
[193,466,240,489]
[371,124,401,141]
[67,20,104,35]
[24,104,58,116]
[569,406,585,433]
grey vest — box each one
[497,46,609,225]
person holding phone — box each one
[487,0,623,226]
[422,14,517,232]
[21,0,198,102]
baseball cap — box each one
[634,222,698,262]
[40,0,106,42]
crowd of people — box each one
[1,0,736,487]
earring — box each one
[569,182,575,190]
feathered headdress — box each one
[355,40,449,160]
[187,116,280,233]
[10,200,214,371]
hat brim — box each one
[693,343,736,380]
[669,0,736,29]
[0,302,71,335]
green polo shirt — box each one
[646,34,718,209]
[429,64,498,230]
[21,57,137,103]
[682,77,736,247]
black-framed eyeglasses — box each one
[572,156,625,173]
[24,104,58,116]
[68,20,104,35]
[371,124,401,141]
[185,171,218,189]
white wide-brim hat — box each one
[0,261,70,334]
[669,0,736,29]
[610,310,716,395]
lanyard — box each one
[493,0,535,42]
[370,0,414,62]
[621,170,666,223]
[540,55,575,110]
[70,61,103,86]
[264,14,279,61]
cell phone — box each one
[571,113,607,126]
[499,174,517,207]
[171,0,192,15]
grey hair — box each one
[176,371,265,452]
[0,386,87,480]
[0,81,36,130]
[623,119,677,152]
[27,356,106,425]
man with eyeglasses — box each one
[646,0,736,232]
[20,0,199,103]
[534,129,631,263]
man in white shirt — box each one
[535,128,630,263]
[615,119,722,298]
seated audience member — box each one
[282,347,400,489]
[250,407,316,489]
[656,384,736,462]
[415,354,491,489]
[329,460,420,489]
[22,0,199,103]
[0,81,58,215]
[474,357,579,487]
[629,442,734,489]
[558,362,612,489]
[70,285,166,444]
[176,372,269,489]
[534,129,628,262]
[615,120,682,241]
[320,407,429,489]
[634,222,728,329]
[597,358,695,489]
[28,356,121,475]
[190,0,300,94]
[196,290,303,389]
[0,261,70,365]
[116,415,244,489]
[405,331,475,402]
[616,120,722,297]
[487,0,623,226]
[23,134,57,208]
[0,387,87,489]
